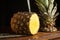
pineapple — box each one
[11,12,40,35]
[35,0,59,32]
[11,0,40,35]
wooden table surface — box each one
[0,31,60,40]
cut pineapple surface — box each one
[29,13,40,35]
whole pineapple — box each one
[35,0,59,32]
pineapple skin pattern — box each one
[11,12,40,35]
[11,12,31,35]
[35,0,59,32]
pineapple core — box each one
[29,13,40,35]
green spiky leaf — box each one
[36,1,47,13]
[35,0,48,7]
[51,4,57,18]
[35,0,49,13]
[43,0,48,7]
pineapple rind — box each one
[11,12,40,35]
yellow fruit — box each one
[11,12,40,35]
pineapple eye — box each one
[46,22,49,24]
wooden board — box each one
[0,31,60,40]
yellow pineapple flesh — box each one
[11,12,40,35]
[29,13,40,34]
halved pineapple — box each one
[11,12,40,35]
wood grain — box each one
[0,31,60,40]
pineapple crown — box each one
[35,0,59,19]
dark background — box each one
[0,0,60,33]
